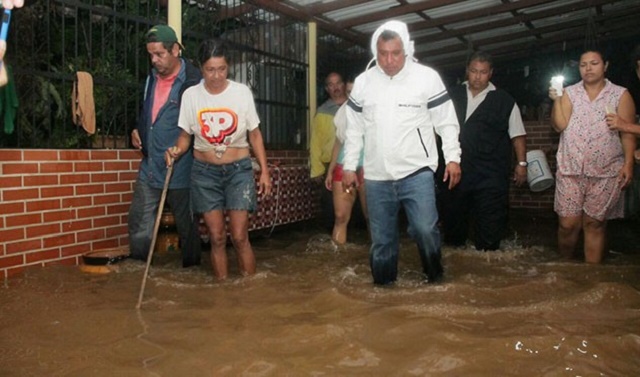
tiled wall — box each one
[0,149,313,279]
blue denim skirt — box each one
[191,157,257,214]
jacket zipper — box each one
[416,129,429,159]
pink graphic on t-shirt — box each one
[198,108,238,144]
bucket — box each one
[526,150,554,192]
[80,247,130,274]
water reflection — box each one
[0,219,639,376]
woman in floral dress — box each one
[549,49,636,263]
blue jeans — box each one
[191,158,257,214]
[128,179,201,267]
[365,168,443,285]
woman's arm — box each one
[165,130,192,167]
[617,91,637,189]
[549,88,572,133]
[606,91,639,134]
[249,128,272,196]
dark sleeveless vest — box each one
[449,84,515,191]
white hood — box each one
[369,20,415,59]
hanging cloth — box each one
[72,71,96,135]
[0,64,18,134]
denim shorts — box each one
[191,157,257,214]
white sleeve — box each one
[429,77,461,164]
[343,79,365,172]
[178,90,195,135]
[333,103,348,143]
[243,85,261,131]
[508,104,526,138]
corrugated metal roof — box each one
[239,0,640,69]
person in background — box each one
[129,25,202,267]
[549,49,636,263]
[342,20,461,285]
[1,0,23,8]
[440,51,528,251]
[606,45,640,219]
[310,72,348,230]
[324,77,368,245]
[0,0,24,88]
[606,45,640,144]
[622,44,640,122]
[166,38,271,280]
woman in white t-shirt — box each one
[166,39,271,280]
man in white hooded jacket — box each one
[342,20,461,285]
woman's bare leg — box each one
[331,181,357,244]
[583,215,607,263]
[203,210,228,280]
[557,215,582,260]
[228,210,255,276]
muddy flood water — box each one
[1,210,639,376]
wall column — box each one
[168,0,182,45]
[307,21,317,147]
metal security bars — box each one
[3,0,157,149]
[2,0,309,150]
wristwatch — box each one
[518,161,528,167]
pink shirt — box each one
[557,80,627,177]
[151,71,178,124]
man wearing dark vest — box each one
[440,51,527,251]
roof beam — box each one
[416,4,639,60]
[409,0,562,32]
[428,15,638,69]
[243,0,368,46]
[413,0,618,45]
[303,0,371,15]
[335,0,465,29]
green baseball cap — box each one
[146,24,184,50]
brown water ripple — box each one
[0,229,639,376]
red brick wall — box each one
[0,149,140,278]
[510,120,559,209]
[0,148,311,279]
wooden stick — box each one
[136,163,173,309]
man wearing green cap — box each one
[128,24,202,267]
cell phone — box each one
[550,75,564,96]
[1,9,11,42]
